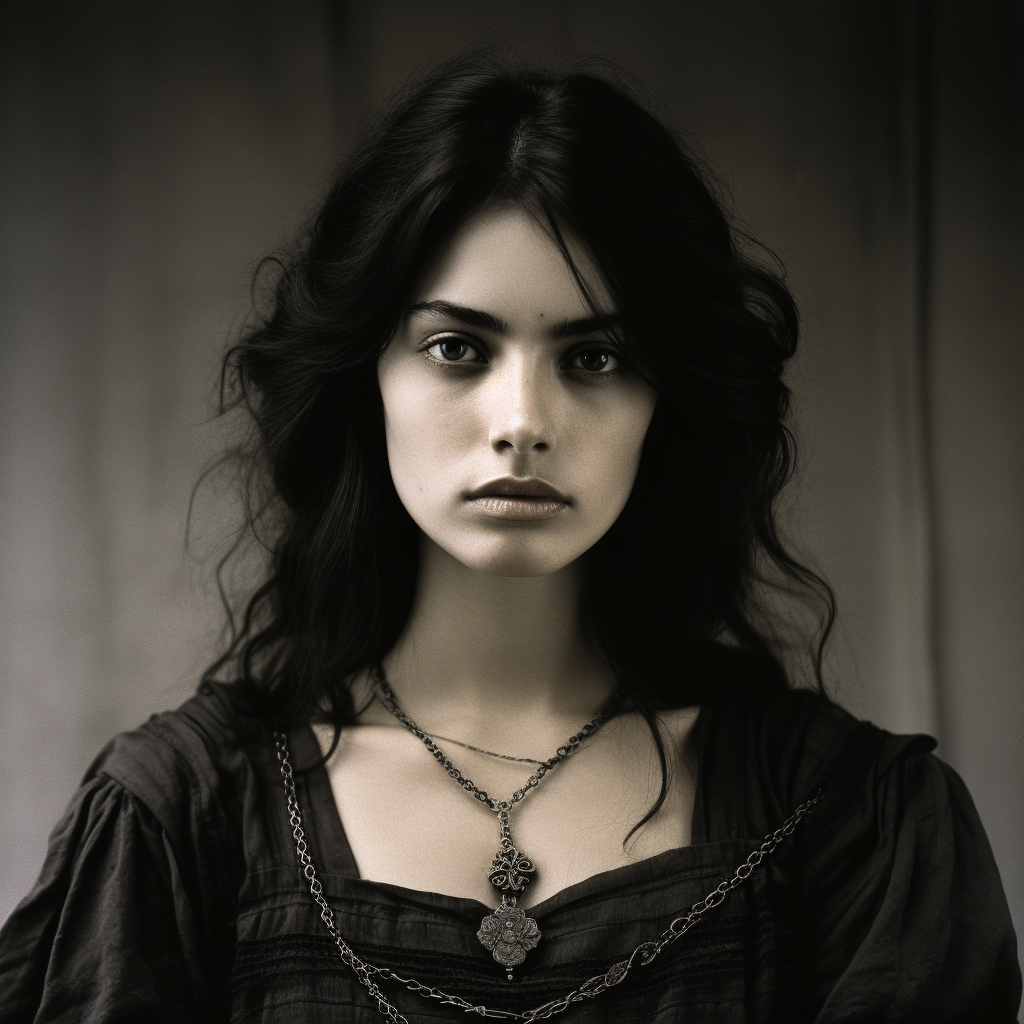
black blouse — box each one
[0,682,1019,1023]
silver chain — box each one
[419,731,545,765]
[274,729,821,1023]
[372,667,626,813]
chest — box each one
[312,709,699,908]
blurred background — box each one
[1,0,1021,988]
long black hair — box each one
[200,51,834,837]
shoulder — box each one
[87,682,267,843]
[0,686,263,1020]
[695,679,939,838]
[755,687,937,805]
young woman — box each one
[1,54,1019,1023]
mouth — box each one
[466,477,570,502]
[464,477,571,521]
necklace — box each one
[372,666,625,979]
[274,728,822,1022]
[419,731,545,765]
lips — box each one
[464,477,571,521]
[465,477,571,503]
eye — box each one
[423,333,484,365]
[565,348,620,374]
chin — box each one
[475,557,561,579]
[454,533,577,578]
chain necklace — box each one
[372,666,625,979]
[274,729,821,1023]
[419,731,545,765]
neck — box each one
[376,536,617,729]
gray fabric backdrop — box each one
[2,0,1021,992]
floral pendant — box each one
[477,897,541,980]
[477,842,541,980]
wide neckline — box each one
[292,705,712,921]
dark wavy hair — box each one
[200,51,834,834]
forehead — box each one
[412,205,614,321]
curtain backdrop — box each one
[2,0,1021,987]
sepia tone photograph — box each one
[1,1,1022,1020]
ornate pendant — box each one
[477,896,541,981]
[487,844,535,892]
[477,842,541,980]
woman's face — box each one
[377,205,657,577]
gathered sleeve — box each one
[0,718,240,1024]
[0,773,217,1023]
[799,735,1021,1022]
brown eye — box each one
[439,339,468,360]
[424,335,482,364]
[569,349,619,374]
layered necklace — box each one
[275,717,822,1023]
[371,665,626,980]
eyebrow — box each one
[406,300,623,341]
[407,300,507,334]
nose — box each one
[487,352,553,455]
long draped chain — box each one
[274,729,822,1023]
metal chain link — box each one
[275,729,821,1023]
[419,731,546,766]
[372,667,626,814]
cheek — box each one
[585,393,657,498]
[380,369,473,498]
[379,365,426,493]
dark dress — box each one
[0,681,1019,1023]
